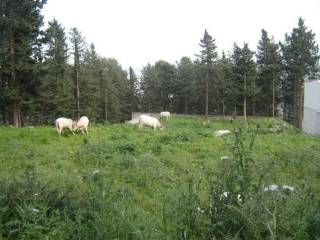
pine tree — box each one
[216,52,235,116]
[69,28,86,118]
[231,43,256,121]
[196,29,218,119]
[140,64,160,112]
[280,17,319,128]
[99,58,129,122]
[154,60,177,111]
[82,43,101,121]
[176,57,196,114]
[0,0,47,126]
[40,19,72,122]
[256,29,281,117]
[128,67,139,113]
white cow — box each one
[74,116,89,134]
[55,117,76,135]
[160,111,171,120]
[138,115,164,130]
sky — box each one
[42,0,320,72]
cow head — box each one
[72,120,78,131]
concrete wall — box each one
[303,107,320,136]
[303,80,320,136]
[304,80,320,112]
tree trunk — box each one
[12,102,20,127]
[298,82,304,129]
[293,79,298,127]
[10,30,21,127]
[243,74,247,122]
[252,96,256,116]
[205,72,209,119]
[272,73,275,117]
[76,68,80,118]
[184,95,188,114]
[104,92,108,122]
[222,97,225,117]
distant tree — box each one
[176,57,196,114]
[196,29,218,119]
[140,64,159,112]
[99,58,129,122]
[280,17,319,128]
[128,67,140,113]
[216,52,236,116]
[81,43,101,121]
[0,0,47,126]
[40,19,73,122]
[154,60,177,111]
[69,27,86,118]
[231,43,256,121]
[256,29,282,117]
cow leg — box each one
[69,127,75,135]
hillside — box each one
[0,117,320,239]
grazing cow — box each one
[55,117,76,135]
[74,116,89,134]
[126,117,140,125]
[160,111,171,120]
[138,115,164,130]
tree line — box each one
[0,0,319,128]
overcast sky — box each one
[42,0,320,72]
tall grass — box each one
[0,117,320,239]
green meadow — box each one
[0,117,320,239]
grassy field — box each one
[0,116,320,239]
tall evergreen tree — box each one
[40,19,72,122]
[154,60,177,111]
[256,29,281,117]
[69,27,86,118]
[216,52,235,116]
[140,64,159,112]
[0,0,47,126]
[98,58,129,122]
[231,43,256,121]
[196,29,218,118]
[280,17,319,128]
[128,67,140,113]
[82,43,101,121]
[176,57,195,114]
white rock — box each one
[32,208,39,213]
[214,130,231,137]
[282,185,295,192]
[220,156,228,161]
[264,184,279,192]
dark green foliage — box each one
[196,29,218,117]
[256,29,282,117]
[40,19,73,122]
[128,67,140,112]
[140,61,176,112]
[280,18,319,128]
[231,43,257,119]
[0,0,47,126]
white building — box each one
[303,80,320,136]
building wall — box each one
[303,80,320,136]
[303,107,320,136]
